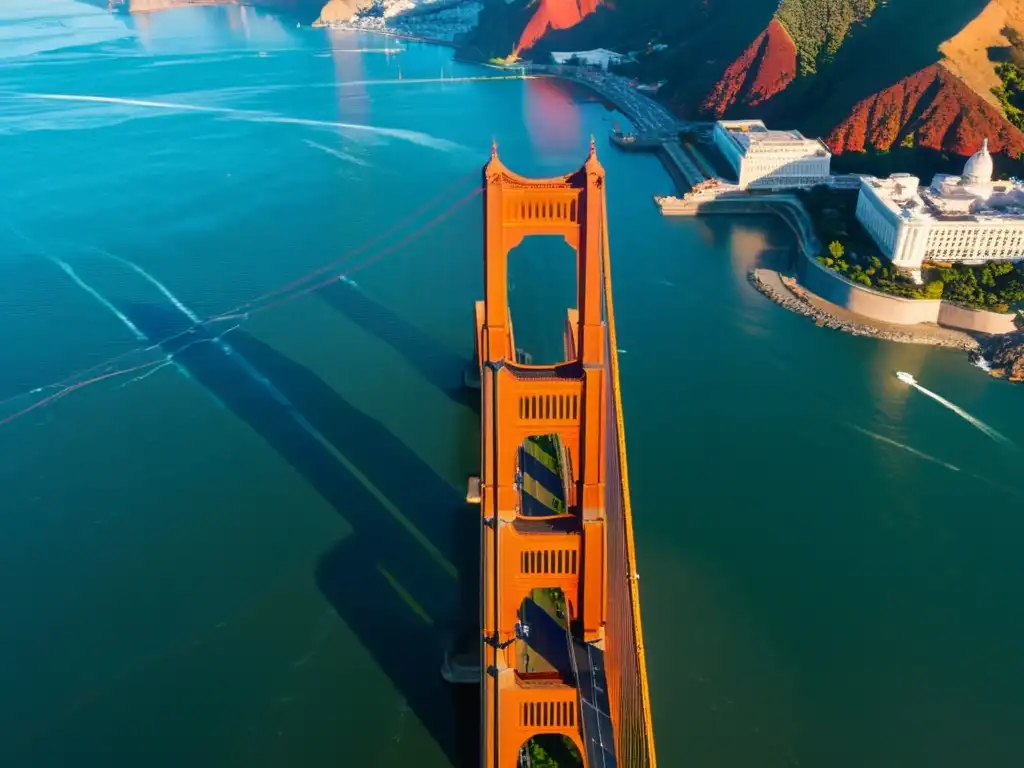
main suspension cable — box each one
[0,172,479,413]
[0,188,482,428]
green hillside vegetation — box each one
[818,247,1024,309]
[931,262,1024,312]
[803,186,938,298]
[775,0,876,74]
[818,246,940,298]
[800,187,925,294]
[753,0,989,139]
[461,0,1013,179]
[992,26,1024,132]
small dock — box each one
[609,131,662,151]
[608,128,708,194]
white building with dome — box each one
[856,139,1024,281]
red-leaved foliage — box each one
[515,0,604,56]
[827,64,1024,157]
[701,19,796,117]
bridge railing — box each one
[599,190,658,767]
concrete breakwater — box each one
[749,269,980,351]
[669,194,1018,338]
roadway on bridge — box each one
[516,435,566,675]
[519,591,617,768]
[516,438,616,766]
[519,435,565,517]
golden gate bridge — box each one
[0,144,657,767]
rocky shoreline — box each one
[748,269,980,351]
[981,332,1024,382]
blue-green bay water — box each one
[1,4,1022,767]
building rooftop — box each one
[863,168,1024,224]
[715,119,831,157]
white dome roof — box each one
[963,138,993,185]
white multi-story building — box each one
[712,119,832,190]
[856,139,1024,281]
[549,49,631,70]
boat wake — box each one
[971,353,992,373]
[12,92,463,152]
[895,371,1013,447]
[849,424,960,472]
[303,139,369,167]
[147,54,260,69]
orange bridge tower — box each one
[470,140,614,767]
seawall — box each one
[796,236,1018,335]
[748,270,979,350]
[666,195,1018,337]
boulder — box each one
[984,331,1024,383]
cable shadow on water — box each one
[117,301,478,767]
[316,278,479,411]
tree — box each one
[991,261,1016,278]
[529,741,559,768]
[981,264,997,287]
[829,240,845,260]
[923,280,944,299]
[1003,25,1024,67]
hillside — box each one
[701,19,797,117]
[688,0,1024,168]
[111,0,1024,171]
[826,63,1024,156]
[317,0,371,24]
[775,0,876,75]
[939,0,1024,109]
[458,0,1024,165]
[513,0,602,56]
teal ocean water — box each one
[1,4,1022,767]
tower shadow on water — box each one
[118,301,478,767]
[315,278,479,412]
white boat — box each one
[896,371,916,385]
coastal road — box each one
[537,65,685,136]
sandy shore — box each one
[750,268,980,351]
